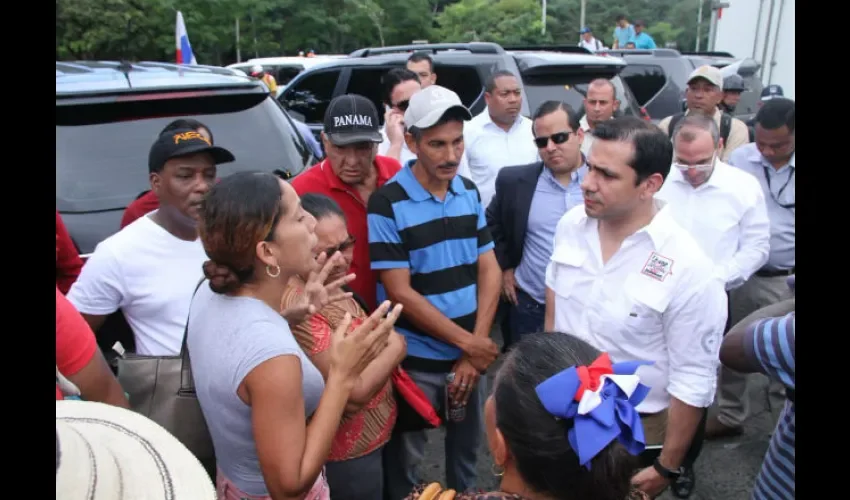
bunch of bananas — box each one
[415,482,457,500]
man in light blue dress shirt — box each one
[707,97,795,439]
[486,101,588,339]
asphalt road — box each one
[415,326,782,500]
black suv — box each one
[278,42,646,140]
[601,49,763,123]
[57,61,317,254]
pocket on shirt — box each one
[548,244,588,301]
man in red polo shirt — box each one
[291,94,402,310]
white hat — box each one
[404,85,472,130]
[687,65,724,90]
[56,400,216,500]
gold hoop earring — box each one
[266,264,281,278]
[491,463,505,477]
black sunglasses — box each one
[320,235,357,258]
[534,131,572,149]
[393,100,410,112]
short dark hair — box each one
[160,118,214,143]
[300,192,346,222]
[406,52,434,72]
[408,107,469,141]
[532,101,581,133]
[485,70,519,93]
[381,68,420,106]
[592,116,673,184]
[616,14,627,22]
[493,333,641,500]
[755,98,795,133]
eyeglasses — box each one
[672,152,716,172]
[393,100,410,112]
[534,131,572,149]
[320,235,356,257]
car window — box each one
[346,67,396,125]
[281,70,341,124]
[56,92,312,214]
[619,64,667,106]
[522,73,640,119]
[274,65,305,86]
[432,65,484,109]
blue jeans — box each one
[510,288,546,338]
[383,368,484,499]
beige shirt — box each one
[658,108,750,162]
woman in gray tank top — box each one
[188,172,403,500]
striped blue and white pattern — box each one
[744,312,795,500]
[367,163,494,361]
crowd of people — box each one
[56,52,794,500]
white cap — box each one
[687,65,724,89]
[251,64,263,74]
[404,85,472,130]
[56,400,216,500]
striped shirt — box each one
[367,163,495,365]
[744,312,795,500]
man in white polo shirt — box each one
[544,116,727,498]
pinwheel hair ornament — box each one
[534,352,653,469]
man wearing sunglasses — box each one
[486,100,588,340]
[706,97,796,441]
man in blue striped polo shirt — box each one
[719,275,795,500]
[368,85,502,497]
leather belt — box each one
[755,267,795,278]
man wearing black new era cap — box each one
[67,127,236,359]
[291,94,403,310]
[370,85,502,498]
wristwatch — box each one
[652,457,684,480]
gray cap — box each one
[404,85,472,130]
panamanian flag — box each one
[175,11,198,65]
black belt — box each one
[755,267,795,278]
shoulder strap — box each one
[179,278,207,393]
[719,112,732,146]
[667,113,684,139]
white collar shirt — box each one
[657,160,771,290]
[464,110,540,208]
[545,201,728,413]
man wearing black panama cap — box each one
[67,128,236,356]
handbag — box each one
[116,279,215,478]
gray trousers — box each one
[716,274,793,427]
[383,368,485,500]
[325,446,385,500]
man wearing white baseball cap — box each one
[369,85,502,498]
[658,65,750,161]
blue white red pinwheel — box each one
[534,353,653,469]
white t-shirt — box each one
[67,213,208,356]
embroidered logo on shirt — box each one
[701,330,718,355]
[641,252,674,282]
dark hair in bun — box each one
[198,171,285,294]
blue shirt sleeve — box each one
[367,191,410,270]
[743,312,795,389]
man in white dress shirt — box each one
[580,78,620,156]
[464,70,539,208]
[658,113,770,292]
[544,116,727,498]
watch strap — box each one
[652,457,683,479]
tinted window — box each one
[347,67,395,125]
[56,92,312,214]
[274,66,305,86]
[432,65,484,109]
[281,70,341,123]
[522,74,640,118]
[619,64,667,105]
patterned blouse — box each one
[404,483,652,500]
[281,279,397,462]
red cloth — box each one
[121,191,160,229]
[56,211,83,295]
[56,287,98,400]
[290,156,401,311]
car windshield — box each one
[522,74,638,119]
[56,92,312,213]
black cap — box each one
[148,128,235,173]
[323,94,382,146]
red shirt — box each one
[121,191,160,229]
[56,287,98,400]
[56,211,84,294]
[290,156,402,311]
